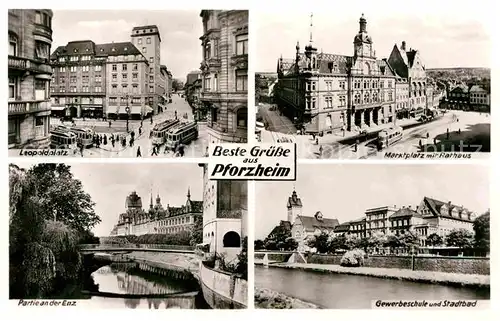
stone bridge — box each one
[254,250,307,266]
[79,244,200,279]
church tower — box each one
[353,14,376,75]
[287,189,303,224]
[304,13,318,72]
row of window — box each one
[158,216,192,227]
[137,37,153,45]
[111,73,148,82]
[110,84,144,94]
[203,34,248,60]
[209,108,247,128]
[109,97,144,104]
[9,77,48,100]
[57,63,155,74]
[58,54,143,62]
[324,96,346,108]
[53,86,102,93]
[9,36,50,61]
[52,97,103,105]
[354,79,393,89]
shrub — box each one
[340,249,366,267]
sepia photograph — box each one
[8,9,248,158]
[254,164,490,308]
[9,162,248,309]
[254,9,490,159]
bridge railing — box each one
[79,244,194,251]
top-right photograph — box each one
[255,10,491,159]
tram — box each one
[377,126,403,150]
[151,119,181,146]
[50,126,78,152]
[164,121,198,151]
[70,127,94,147]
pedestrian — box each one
[150,130,153,138]
[419,139,422,147]
[136,146,142,157]
[109,120,112,128]
[131,131,135,140]
[111,139,115,148]
[315,138,319,145]
[354,139,359,152]
[103,135,107,146]
[139,127,142,136]
[79,144,84,157]
[319,145,323,157]
[151,145,158,156]
[312,133,316,140]
[446,128,450,140]
[178,144,185,157]
[175,110,178,119]
[129,137,134,147]
[150,117,153,125]
[458,128,461,135]
[426,132,429,139]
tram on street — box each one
[165,121,198,151]
[377,126,403,150]
[151,119,181,146]
[69,127,94,147]
[50,126,78,152]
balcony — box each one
[8,100,51,115]
[230,54,248,69]
[33,24,53,42]
[8,56,52,75]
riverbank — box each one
[254,287,319,309]
[124,251,200,277]
[272,263,490,288]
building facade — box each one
[364,206,398,236]
[110,190,202,236]
[275,14,438,135]
[199,10,248,143]
[50,41,153,119]
[199,163,247,260]
[130,25,166,114]
[8,9,53,148]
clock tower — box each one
[353,14,374,59]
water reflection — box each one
[86,264,209,309]
[256,266,490,309]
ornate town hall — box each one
[275,14,441,135]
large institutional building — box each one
[275,14,443,135]
[110,189,202,236]
[334,196,478,247]
[50,25,173,119]
[199,10,248,143]
[199,163,247,260]
[8,9,53,148]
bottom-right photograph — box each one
[254,164,490,309]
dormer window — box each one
[111,48,116,52]
[73,49,77,53]
[100,48,104,52]
[124,47,128,51]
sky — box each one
[255,6,491,72]
[51,10,203,82]
[14,162,203,237]
[255,164,490,239]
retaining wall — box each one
[199,262,247,309]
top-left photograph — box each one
[8,9,249,158]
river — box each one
[82,263,209,309]
[255,266,490,309]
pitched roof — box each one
[298,215,339,231]
[390,207,421,219]
[349,217,366,224]
[334,223,350,232]
[469,85,487,93]
[317,53,351,74]
[132,25,159,31]
[187,200,203,213]
[406,50,417,67]
[51,41,145,59]
[267,220,292,239]
[423,196,474,222]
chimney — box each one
[401,41,406,51]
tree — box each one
[172,79,184,92]
[474,211,490,252]
[385,233,402,250]
[254,239,265,250]
[329,234,347,253]
[426,233,443,247]
[283,237,298,251]
[446,229,474,248]
[189,215,203,246]
[345,234,361,250]
[27,164,100,232]
[307,232,330,254]
[399,231,420,253]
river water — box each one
[255,266,490,309]
[82,264,209,309]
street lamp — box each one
[124,94,131,132]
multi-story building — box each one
[275,14,439,135]
[50,40,153,119]
[446,84,469,110]
[199,10,248,143]
[199,163,247,260]
[469,85,490,111]
[110,189,203,236]
[364,205,398,236]
[130,25,165,114]
[8,9,53,148]
[348,217,366,238]
[333,222,351,237]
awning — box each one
[107,105,154,114]
[51,106,66,111]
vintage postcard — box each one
[255,10,490,160]
[8,9,248,158]
[9,163,248,309]
[254,164,490,308]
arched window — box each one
[355,93,361,104]
[236,107,247,128]
[9,32,17,56]
[363,62,371,75]
[364,92,370,103]
[372,92,377,102]
[223,231,241,247]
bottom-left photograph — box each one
[9,162,248,309]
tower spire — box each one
[309,13,313,45]
[149,186,153,209]
[187,187,191,199]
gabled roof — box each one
[334,223,350,232]
[298,215,339,231]
[469,85,487,93]
[267,220,292,239]
[349,217,366,224]
[317,53,351,74]
[406,50,417,67]
[187,200,203,213]
[423,196,474,222]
